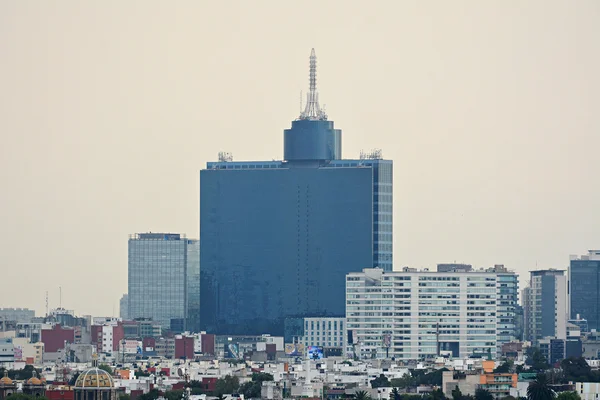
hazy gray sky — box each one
[1,1,599,317]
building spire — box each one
[299,48,327,121]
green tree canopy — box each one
[526,348,550,372]
[355,390,372,400]
[238,373,273,399]
[475,389,494,400]
[452,386,463,400]
[527,375,556,400]
[214,375,240,396]
[371,374,391,388]
[561,358,596,382]
[556,392,581,400]
[98,364,113,375]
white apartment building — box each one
[576,382,600,400]
[346,266,518,360]
[300,317,347,350]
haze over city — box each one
[1,1,599,317]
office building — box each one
[570,250,600,331]
[0,308,34,323]
[199,49,393,335]
[346,266,518,360]
[128,233,199,330]
[119,295,128,320]
[523,269,567,345]
[186,239,200,332]
[298,317,347,355]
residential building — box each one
[496,265,519,349]
[346,267,518,360]
[576,382,600,400]
[128,233,198,330]
[523,269,567,344]
[0,338,14,363]
[442,361,517,399]
[570,251,600,331]
[200,49,393,335]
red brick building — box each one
[41,325,75,353]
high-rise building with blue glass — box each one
[199,49,393,335]
[128,233,200,332]
[570,250,600,331]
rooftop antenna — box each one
[59,286,62,309]
[299,48,327,121]
[45,291,49,317]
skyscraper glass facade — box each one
[186,239,200,332]
[128,233,188,329]
[570,251,600,331]
[199,50,393,335]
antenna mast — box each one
[299,49,327,121]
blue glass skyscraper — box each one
[199,49,393,335]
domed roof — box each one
[74,368,113,389]
[0,371,13,386]
[27,377,42,385]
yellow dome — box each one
[74,368,113,389]
[27,377,42,385]
[0,376,13,385]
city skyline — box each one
[1,1,599,316]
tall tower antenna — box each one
[45,291,49,316]
[299,48,327,121]
[59,286,62,309]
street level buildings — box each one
[346,265,518,360]
[199,49,393,335]
[570,250,600,331]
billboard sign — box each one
[285,343,305,356]
[307,346,324,360]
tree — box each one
[164,390,184,400]
[561,358,592,382]
[119,394,131,400]
[431,389,446,400]
[355,390,371,400]
[475,389,494,400]
[494,361,513,374]
[391,373,415,389]
[390,388,401,400]
[137,389,159,400]
[239,373,274,399]
[556,392,580,400]
[452,386,463,400]
[69,372,80,386]
[526,348,550,372]
[527,375,556,400]
[371,374,391,388]
[214,375,240,396]
[134,369,150,378]
[98,364,113,375]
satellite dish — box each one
[177,367,186,377]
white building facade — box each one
[300,317,347,350]
[346,267,518,360]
